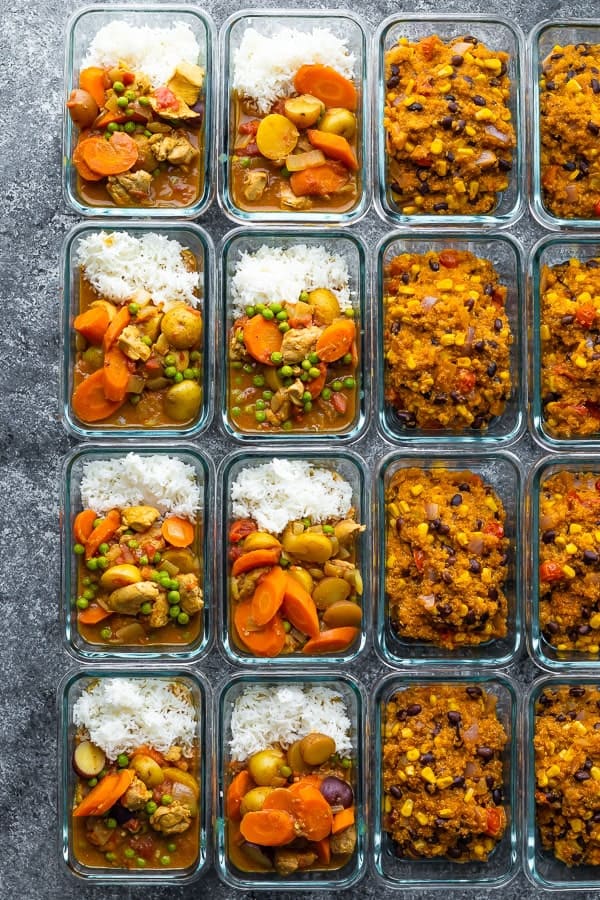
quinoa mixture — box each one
[383,249,512,433]
[540,43,600,220]
[383,683,507,862]
[534,684,600,866]
[385,467,509,649]
[383,34,515,216]
[538,470,600,654]
[540,256,600,438]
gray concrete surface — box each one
[2,0,598,896]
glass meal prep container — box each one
[530,20,600,230]
[373,671,519,890]
[219,227,367,442]
[376,231,525,447]
[376,450,523,668]
[375,13,524,228]
[215,671,366,890]
[219,9,369,224]
[60,221,213,441]
[218,448,369,667]
[529,235,600,450]
[58,668,210,885]
[63,5,213,218]
[61,443,212,662]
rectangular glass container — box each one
[58,667,210,884]
[61,443,213,661]
[375,14,524,227]
[219,9,369,224]
[376,231,525,446]
[373,671,519,890]
[215,671,366,890]
[218,448,369,666]
[63,4,214,218]
[219,227,367,442]
[376,449,523,667]
[60,221,213,440]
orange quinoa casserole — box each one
[383,249,512,432]
[383,34,515,215]
[540,43,600,219]
[385,467,509,649]
[540,256,600,438]
[534,684,600,866]
[538,470,600,654]
[383,683,507,861]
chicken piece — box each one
[121,506,160,531]
[164,745,182,763]
[106,581,160,615]
[287,379,306,406]
[149,593,169,628]
[234,567,270,601]
[131,134,158,173]
[117,325,152,362]
[150,801,192,835]
[122,775,153,811]
[178,572,204,615]
[148,131,198,166]
[273,850,317,875]
[229,326,249,362]
[106,170,153,206]
[280,326,321,363]
[243,169,268,201]
[279,182,312,210]
[268,388,291,423]
[330,824,357,856]
[167,62,205,106]
[127,288,152,309]
[85,819,116,849]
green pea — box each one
[76,597,89,610]
[282,420,293,431]
[190,350,201,362]
[173,372,183,384]
[107,121,119,133]
[82,576,92,586]
[281,165,291,178]
[255,399,266,411]
[332,380,343,391]
[177,612,190,625]
[255,304,265,314]
[300,291,309,302]
[255,410,267,423]
[165,366,177,379]
[74,543,85,555]
[104,131,112,140]
[162,794,173,805]
[253,374,265,387]
[303,401,313,412]
[169,579,179,590]
[140,602,153,615]
[270,351,283,365]
[279,765,292,777]
[139,96,150,107]
[262,308,275,320]
[322,524,334,534]
[130,394,141,406]
[105,852,117,862]
[243,363,253,374]
[116,96,129,108]
[83,588,95,600]
[153,552,162,564]
[85,558,98,571]
[169,605,181,618]
[124,847,135,858]
[302,391,312,403]
[125,89,137,101]
[302,518,312,528]
[100,627,111,640]
[279,365,293,378]
[232,405,241,416]
[279,322,290,333]
[343,353,353,365]
[168,590,180,604]
[245,305,255,317]
[240,156,251,168]
[283,619,292,632]
[88,777,98,787]
[139,554,148,565]
[160,855,171,866]
[106,818,117,829]
[183,368,195,379]
[136,858,146,868]
[321,388,332,400]
[263,390,273,400]
[283,377,293,387]
[343,376,356,388]
[308,367,320,379]
[341,757,352,768]
[164,354,175,366]
[127,539,138,549]
[159,575,172,589]
[167,843,177,853]
[152,167,161,177]
[141,335,152,347]
[93,518,103,528]
[124,120,136,134]
[345,307,355,317]
[276,310,288,321]
[301,359,311,371]
[270,303,282,314]
[300,373,309,382]
[113,80,125,93]
[117,753,129,768]
[145,800,158,815]
[128,302,139,315]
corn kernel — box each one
[481,567,492,584]
[406,354,417,370]
[566,78,583,93]
[540,324,551,340]
[475,108,494,121]
[430,138,444,155]
[405,764,415,776]
[406,748,420,762]
[575,355,588,369]
[546,765,561,778]
[577,291,592,303]
[416,811,429,826]
[464,788,474,803]
[402,206,417,215]
[421,766,437,784]
[454,333,465,347]
[566,542,578,555]
[440,333,455,346]
[429,694,437,705]
[573,721,588,735]
[400,799,413,817]
[562,564,576,578]
[454,178,466,193]
[410,484,424,497]
[436,775,453,788]
[437,65,454,78]
[473,844,486,858]
[388,502,400,517]
[438,808,453,818]
[417,522,429,539]
[591,766,600,781]
[483,58,502,73]
[436,278,454,291]
[384,796,392,813]
[457,357,471,368]
[400,500,410,513]
[456,531,468,546]
[459,603,469,616]
[485,497,498,513]
[569,523,583,534]
[537,772,549,787]
[465,124,477,136]
[401,727,413,738]
[571,818,584,833]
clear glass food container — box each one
[524,674,600,890]
[530,20,600,231]
[529,235,600,450]
[63,4,214,218]
[376,449,523,667]
[219,227,368,442]
[375,14,524,228]
[218,448,369,666]
[376,232,525,446]
[60,221,213,440]
[215,671,367,890]
[61,443,213,661]
[373,671,520,890]
[58,667,210,884]
[527,454,600,671]
[219,9,369,224]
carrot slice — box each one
[73,509,97,544]
[307,130,358,172]
[80,132,138,177]
[243,316,283,365]
[282,576,320,639]
[103,305,131,352]
[307,362,328,400]
[233,598,286,657]
[231,548,281,577]
[314,836,331,865]
[302,626,359,655]
[161,516,195,548]
[78,605,113,625]
[103,346,131,403]
[93,109,130,129]
[316,320,356,363]
[332,805,355,834]
[74,306,110,345]
[289,784,333,841]
[290,162,348,198]
[72,369,126,423]
[73,769,134,817]
[240,809,296,846]
[227,770,255,821]
[85,509,121,559]
[79,66,108,108]
[251,566,286,627]
[288,774,323,793]
[293,64,358,111]
[262,787,295,815]
[73,138,105,181]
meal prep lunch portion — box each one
[228,459,364,658]
[385,467,509,649]
[539,42,600,220]
[230,25,360,213]
[70,231,203,429]
[71,453,203,648]
[70,678,201,871]
[539,255,600,438]
[382,248,513,433]
[382,683,508,861]
[225,684,358,875]
[383,33,515,216]
[67,21,205,208]
[228,244,359,434]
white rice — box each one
[229,684,352,760]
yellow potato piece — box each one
[100,563,142,592]
[256,114,299,160]
[242,531,282,552]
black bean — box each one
[588,121,600,136]
[464,35,478,44]
[476,746,494,762]
[545,621,559,635]
[570,686,586,697]
[579,624,591,636]
[588,259,600,268]
[429,259,440,272]
[580,160,591,176]
[447,847,462,858]
[538,692,553,707]
[434,202,449,211]
[473,95,486,106]
[387,76,400,89]
[407,102,424,112]
[446,150,455,162]
[447,100,459,113]
[396,706,407,720]
[474,339,485,352]
[420,752,435,765]
[556,714,566,722]
[390,784,403,798]
[440,115,453,130]
[466,685,482,699]
[450,493,463,507]
[494,318,503,332]
[406,703,422,717]
[575,770,591,782]
[391,64,400,76]
[492,788,503,805]
[561,315,575,326]
[563,160,577,172]
[445,94,456,101]
[485,775,495,789]
[465,297,475,311]
[585,757,593,770]
[418,182,431,195]
[452,775,465,788]
[469,558,482,574]
[488,587,498,601]
[447,710,461,726]
[464,611,477,625]
[545,80,557,90]
[593,78,600,94]
[550,52,564,60]
[438,523,450,535]
[434,817,448,829]
[498,158,512,172]
[487,361,497,377]
[584,549,599,563]
[438,602,452,617]
[541,529,556,544]
[463,75,474,86]
[390,320,401,336]
[390,182,402,194]
[454,119,466,133]
[594,812,600,823]
[451,54,464,67]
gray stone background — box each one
[2,0,598,896]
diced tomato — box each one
[439,250,459,269]
[414,156,433,168]
[154,86,177,110]
[540,560,564,583]
[413,549,426,573]
[244,141,261,157]
[122,72,135,86]
[239,119,261,135]
[119,545,135,564]
[456,368,476,394]
[142,542,158,558]
[129,835,154,858]
[229,519,258,544]
[485,807,504,837]
[419,35,439,61]
[596,479,600,492]
[229,546,242,562]
[483,521,504,539]
[144,356,162,373]
[586,401,600,420]
[331,392,347,414]
[270,99,287,116]
[594,199,600,217]
[575,304,596,328]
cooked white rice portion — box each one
[80,452,201,521]
[229,684,352,760]
[233,26,355,113]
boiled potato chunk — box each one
[131,754,165,788]
[299,732,336,766]
[242,531,281,552]
[318,108,357,140]
[307,288,341,326]
[162,767,200,799]
[281,527,333,563]
[312,576,351,609]
[322,599,362,629]
[284,94,324,128]
[248,748,287,787]
[100,564,142,592]
[161,548,200,574]
[256,114,299,160]
[73,741,106,778]
[240,786,275,816]
[287,566,314,595]
[164,381,202,422]
[161,305,202,350]
[287,739,310,774]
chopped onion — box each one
[285,149,326,172]
[465,325,476,349]
[464,722,479,741]
[484,125,511,145]
[451,41,473,56]
[465,760,478,777]
[566,183,578,202]
[425,502,439,520]
[468,535,484,554]
[419,593,436,610]
[421,295,438,310]
[539,514,554,531]
[474,150,497,169]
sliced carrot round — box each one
[161,516,195,548]
[234,598,286,657]
[251,566,286,627]
[72,369,126,423]
[81,132,138,176]
[73,509,97,544]
[315,319,356,363]
[293,64,358,111]
[73,138,105,181]
[242,316,283,365]
[240,809,296,846]
[302,626,359,655]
